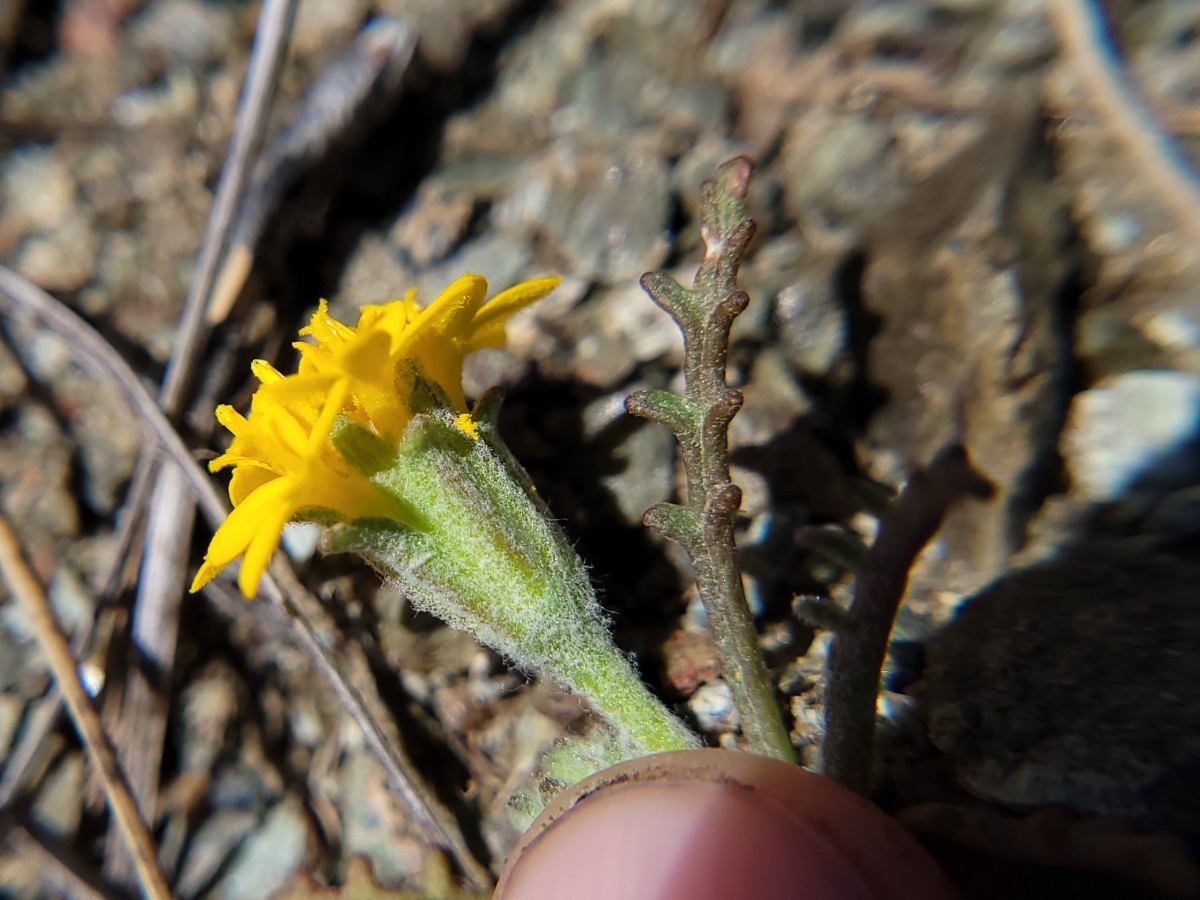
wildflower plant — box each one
[192,273,697,757]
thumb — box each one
[496,749,958,900]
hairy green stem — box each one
[331,391,697,759]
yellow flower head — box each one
[191,273,561,598]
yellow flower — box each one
[191,273,561,598]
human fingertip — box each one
[496,749,958,900]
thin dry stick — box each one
[0,515,172,900]
[207,15,415,323]
[105,0,300,586]
[0,265,227,521]
[0,265,492,890]
[820,444,993,794]
[8,820,111,900]
[103,468,193,887]
[165,0,299,407]
[1050,0,1200,247]
[0,691,63,807]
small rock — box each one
[0,406,79,539]
[779,109,899,230]
[1,146,76,236]
[334,233,415,312]
[572,331,639,388]
[1137,306,1200,351]
[662,628,721,697]
[598,413,675,526]
[175,810,260,900]
[111,66,200,128]
[213,795,309,900]
[288,0,369,58]
[687,680,739,733]
[490,6,590,123]
[496,141,671,283]
[13,211,99,292]
[1089,210,1144,255]
[729,348,811,449]
[461,346,529,401]
[417,232,533,306]
[73,381,143,515]
[281,522,322,566]
[87,232,141,316]
[128,0,237,67]
[180,664,241,770]
[0,695,24,762]
[47,565,94,638]
[1063,370,1200,502]
[892,112,988,183]
[775,265,847,377]
[389,182,475,267]
[588,277,682,368]
[31,752,85,839]
[338,750,426,886]
[790,689,826,752]
[555,45,727,152]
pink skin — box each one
[496,750,960,900]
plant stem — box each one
[822,444,993,793]
[630,158,795,762]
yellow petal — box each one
[472,276,561,335]
[238,495,294,598]
[228,465,278,505]
[192,477,294,595]
[214,404,248,435]
[398,273,487,354]
[300,299,357,345]
[251,359,286,384]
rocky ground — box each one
[0,0,1199,897]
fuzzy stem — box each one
[332,403,697,759]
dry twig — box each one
[0,597,110,807]
[0,514,172,900]
[104,1,301,880]
[1050,0,1200,247]
[6,819,112,900]
[207,16,416,324]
